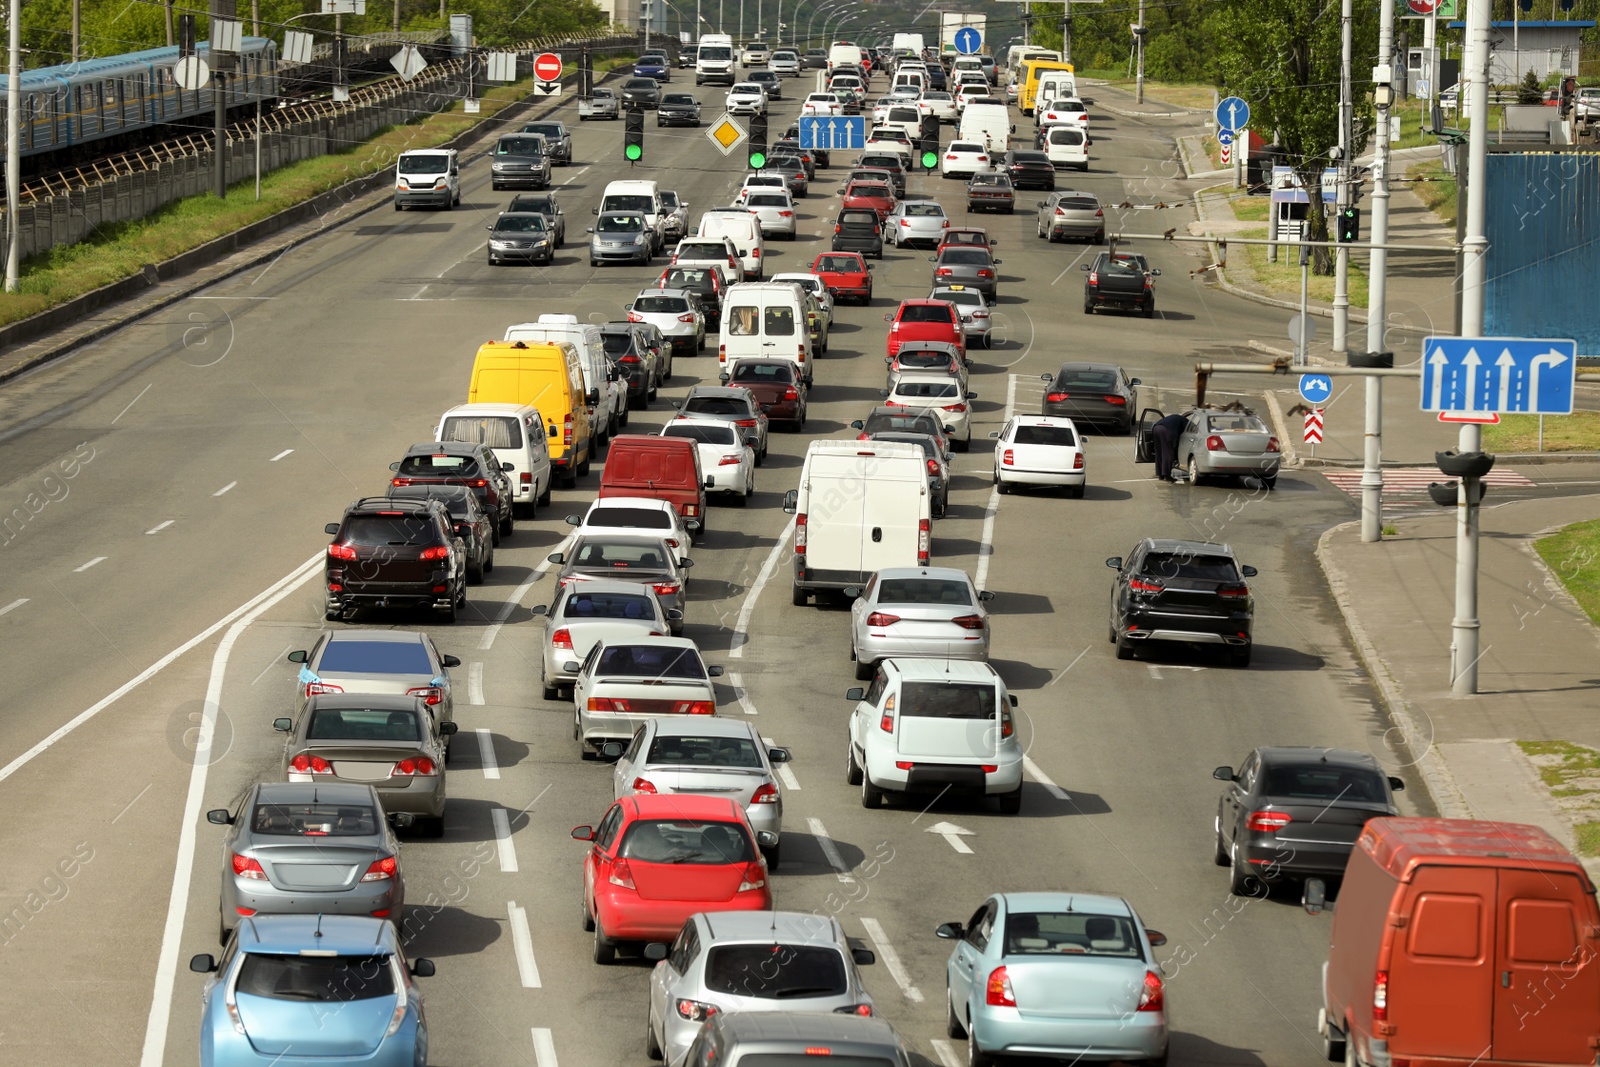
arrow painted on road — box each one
[1428,347,1448,408]
[1530,349,1570,412]
[1461,347,1481,409]
[1496,349,1515,410]
[925,821,974,854]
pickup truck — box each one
[578,87,620,120]
[1081,251,1160,318]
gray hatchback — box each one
[1037,190,1105,243]
[589,211,655,266]
[680,1011,912,1067]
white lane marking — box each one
[728,518,795,658]
[74,557,107,573]
[468,661,485,705]
[531,1028,560,1067]
[476,727,501,780]
[1022,755,1069,800]
[926,820,975,854]
[0,598,26,616]
[508,902,542,987]
[806,816,856,884]
[0,554,322,787]
[111,383,153,425]
[138,557,321,1067]
[269,449,294,462]
[213,481,237,497]
[762,735,800,791]
[492,807,519,872]
[860,917,925,1003]
[1146,664,1162,680]
[480,542,566,650]
[973,372,1019,592]
[145,520,174,535]
[727,672,758,714]
[931,1040,963,1067]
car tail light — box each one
[926,457,941,477]
[917,518,930,565]
[360,857,397,882]
[943,403,967,413]
[326,542,357,560]
[630,777,657,795]
[833,1004,874,1016]
[1095,208,1104,217]
[678,313,698,322]
[795,513,807,554]
[1373,970,1389,1022]
[683,699,717,715]
[619,354,641,365]
[406,686,443,706]
[738,863,767,892]
[563,412,574,447]
[752,782,780,804]
[718,453,745,467]
[985,966,1016,1007]
[951,614,985,630]
[879,695,895,733]
[977,154,988,162]
[798,344,808,362]
[895,760,915,770]
[719,343,727,363]
[1074,453,1085,470]
[289,753,333,774]
[1045,392,1069,403]
[834,224,841,234]
[1246,810,1293,832]
[977,269,993,279]
[865,612,900,627]
[305,682,344,697]
[1000,708,1014,738]
[520,472,533,485]
[468,478,487,488]
[735,418,758,427]
[1138,970,1164,1012]
[587,697,625,712]
[676,999,717,1022]
[1206,434,1226,451]
[419,545,450,561]
[609,858,637,889]
[651,580,681,597]
[946,154,957,160]
[935,267,952,278]
[1267,437,1281,453]
[980,764,1000,773]
[1086,270,1098,285]
[627,312,645,323]
[1001,448,1015,466]
[232,854,268,880]
[1104,395,1128,405]
[393,756,437,776]
[783,386,799,401]
[1217,584,1250,600]
[780,210,795,218]
[1129,577,1164,594]
[1144,274,1155,290]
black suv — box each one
[386,484,494,583]
[1106,538,1257,667]
[833,209,884,257]
[600,323,664,409]
[323,497,467,622]
[388,442,514,543]
[506,191,565,246]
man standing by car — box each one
[1152,412,1187,482]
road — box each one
[0,74,1436,1066]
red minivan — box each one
[598,435,711,527]
[1307,817,1600,1067]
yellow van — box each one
[467,340,593,486]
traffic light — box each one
[1560,75,1577,116]
[920,139,939,172]
[624,107,644,162]
[1337,207,1359,243]
[748,115,768,170]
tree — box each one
[1207,0,1376,274]
[1517,69,1544,104]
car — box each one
[725,82,767,115]
[548,534,693,633]
[384,484,493,583]
[601,321,663,408]
[764,155,809,198]
[644,912,874,1065]
[726,359,807,431]
[1002,149,1056,190]
[830,208,885,258]
[938,226,995,252]
[870,95,898,124]
[489,133,551,190]
[852,152,908,196]
[742,188,798,239]
[659,189,691,242]
[801,48,828,69]
[770,271,835,325]
[929,285,994,348]
[190,916,435,1067]
[919,89,959,123]
[533,579,679,700]
[736,173,788,201]
[1169,405,1282,488]
[389,440,515,540]
[844,165,898,197]
[851,405,953,457]
[742,39,772,65]
[622,77,663,108]
[321,497,467,622]
[656,264,729,328]
[864,126,914,154]
[273,694,455,835]
[609,718,791,868]
[1106,538,1257,666]
[1082,250,1160,316]
[929,245,1001,302]
[661,419,756,505]
[802,91,844,116]
[676,385,769,463]
[966,171,1016,213]
[771,49,801,76]
[1037,190,1106,243]
[484,211,556,265]
[1213,747,1405,896]
[885,372,975,450]
[847,566,993,677]
[206,782,407,945]
[845,658,1022,812]
[867,430,952,518]
[589,211,655,266]
[565,495,700,548]
[574,794,774,963]
[954,82,995,111]
[842,180,896,222]
[1036,96,1089,130]
[748,69,783,99]
[886,339,968,389]
[885,299,965,360]
[579,85,621,120]
[1039,124,1090,170]
[672,236,744,282]
[627,287,704,359]
[506,190,566,245]
[937,892,1170,1067]
[810,251,874,304]
[658,92,703,126]
[520,118,573,163]
[636,52,671,82]
[770,138,817,178]
[1040,362,1140,433]
[884,199,951,247]
[287,630,459,733]
[990,415,1086,497]
[683,1011,910,1067]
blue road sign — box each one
[954,26,982,54]
[1420,336,1578,414]
[1217,129,1234,147]
[1215,95,1250,132]
[1299,373,1333,404]
[799,115,867,151]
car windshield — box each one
[251,801,379,836]
[494,215,548,233]
[524,123,562,136]
[634,295,689,313]
[497,138,543,156]
[561,591,658,621]
[898,681,996,719]
[1002,912,1143,959]
[574,539,673,570]
[1013,424,1077,447]
[877,578,972,605]
[1207,414,1270,434]
[941,291,981,308]
[307,707,422,742]
[897,351,955,370]
[595,644,705,678]
[865,413,938,435]
[438,415,521,449]
[704,945,849,999]
[316,640,433,675]
[664,95,695,105]
[940,249,990,266]
[1141,552,1240,582]
[646,734,762,767]
[626,79,657,89]
[607,193,655,211]
[396,453,479,477]
[894,380,959,399]
[598,215,644,233]
[341,514,434,547]
[510,196,555,212]
[899,305,954,324]
[235,954,396,1002]
[660,191,681,208]
[665,424,739,446]
[1055,368,1117,389]
[619,819,754,864]
[397,153,448,174]
[1262,764,1388,802]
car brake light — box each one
[986,966,1016,1007]
[1246,810,1293,832]
[390,477,413,487]
[1000,709,1014,738]
[305,682,343,697]
[977,269,993,278]
[719,454,744,466]
[630,777,657,795]
[1001,448,1015,466]
[951,614,985,630]
[587,697,625,712]
[1138,970,1164,1012]
[1074,453,1085,470]
[866,612,900,627]
[738,862,767,892]
[469,478,487,488]
[406,686,443,706]
[1129,577,1164,594]
[946,154,957,160]
[232,854,268,880]
[1095,208,1104,217]
[1102,395,1128,405]
[943,403,967,413]
[419,546,450,561]
[1373,970,1388,1022]
[360,857,397,882]
[393,756,437,776]
[676,999,717,1021]
[1145,274,1155,290]
[752,782,780,804]
[795,513,807,554]
[550,627,574,651]
[734,418,758,427]
[520,472,533,484]
[652,581,681,597]
[1267,437,1281,453]
[288,753,333,774]
[563,413,574,446]
[936,268,952,277]
[834,224,841,234]
[1206,435,1226,451]
[327,543,357,560]
[678,313,697,322]
[610,858,637,889]
[783,387,799,401]
[917,518,930,565]
[1217,583,1250,599]
[926,457,940,476]
[627,313,645,323]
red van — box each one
[1307,817,1600,1067]
[597,435,711,527]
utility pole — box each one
[166,0,176,46]
[5,0,20,293]
[1360,0,1398,544]
[72,0,81,61]
[1331,0,1353,356]
[1133,0,1145,105]
[1060,0,1071,65]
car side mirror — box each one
[994,259,1002,265]
[767,747,791,764]
[502,462,514,472]
[644,942,669,961]
[1145,929,1168,948]
[1152,269,1162,276]
[1080,264,1091,271]
[842,586,862,599]
[882,312,893,322]
[440,722,458,736]
[287,650,308,663]
[564,514,582,527]
[756,830,779,849]
[1007,694,1018,708]
[845,686,866,701]
[1035,201,1045,208]
[392,812,415,829]
[1105,557,1123,571]
[664,608,684,622]
[531,605,548,617]
[599,742,624,761]
[571,825,596,841]
[703,477,716,489]
[708,665,725,678]
[324,522,340,535]
[966,391,977,400]
[935,922,964,940]
[389,462,400,471]
[441,654,461,668]
[927,256,936,262]
[1303,878,1331,916]
[987,431,1001,439]
[852,947,877,965]
[272,717,293,733]
[1130,377,1142,386]
[1388,776,1406,791]
[1241,565,1258,578]
[879,389,890,398]
[683,519,702,533]
[547,553,566,564]
[782,489,798,513]
[678,557,694,569]
[1213,766,1236,782]
[592,207,600,215]
[206,809,233,825]
[978,590,995,602]
[410,958,436,978]
[585,227,595,233]
[190,954,218,973]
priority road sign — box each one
[799,115,866,151]
[533,52,563,81]
[1298,373,1333,404]
[954,26,982,54]
[1419,336,1577,414]
[1215,95,1249,133]
[1304,408,1325,444]
[706,114,747,156]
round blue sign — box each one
[1215,95,1250,132]
[1217,129,1234,147]
[1298,373,1334,404]
[954,26,981,54]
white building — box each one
[1445,20,1594,83]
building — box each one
[1444,20,1594,84]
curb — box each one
[1315,522,1473,819]
[1098,103,1205,119]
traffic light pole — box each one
[1330,0,1353,357]
[1361,0,1399,545]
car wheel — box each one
[501,506,514,539]
[438,596,457,624]
[592,919,617,964]
[1096,231,1107,245]
[731,488,748,507]
[1144,301,1156,319]
[1231,644,1253,669]
[944,989,968,1038]
[1214,817,1231,866]
[968,1027,994,1067]
[489,516,501,547]
[1262,473,1278,491]
[762,840,781,870]
[1114,627,1134,660]
[860,770,884,809]
[792,585,808,607]
[468,555,485,584]
[219,919,232,947]
[1187,455,1202,486]
[997,787,1023,814]
[421,815,445,839]
[1069,484,1086,499]
[577,451,592,478]
[645,1013,664,1061]
[1325,1018,1348,1063]
[1230,841,1263,897]
[541,671,560,702]
[853,647,874,680]
[580,891,595,931]
[955,436,969,454]
[1084,300,1094,314]
[325,608,344,622]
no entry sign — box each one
[534,52,563,81]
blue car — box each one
[635,53,671,82]
[937,892,1169,1067]
[190,915,434,1066]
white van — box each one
[599,180,665,249]
[698,208,765,279]
[1036,70,1077,108]
[892,70,925,95]
[951,56,985,81]
[1042,125,1089,170]
[394,148,460,210]
[696,33,736,85]
[959,102,1013,153]
[504,316,629,442]
[718,281,814,384]
[828,43,865,74]
[434,403,553,517]
[781,440,931,605]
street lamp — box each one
[804,0,852,47]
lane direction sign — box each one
[1299,373,1333,404]
[799,114,866,151]
[925,821,974,854]
[1217,128,1234,147]
[1420,336,1577,414]
[1216,95,1249,132]
[954,26,982,54]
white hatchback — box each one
[565,495,700,546]
[940,140,991,179]
[671,236,744,282]
[660,418,756,504]
[918,91,959,123]
[626,288,705,356]
[886,371,976,450]
[770,271,835,325]
[1037,97,1090,130]
[741,189,798,240]
[990,414,1086,496]
[802,92,844,117]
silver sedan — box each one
[845,566,995,679]
[533,579,679,700]
[1176,407,1282,488]
[885,199,951,248]
[569,637,723,757]
[287,630,461,747]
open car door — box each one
[1134,407,1164,463]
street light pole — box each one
[1331,0,1353,357]
[1361,0,1399,544]
[5,0,20,293]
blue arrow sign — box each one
[954,26,981,54]
[1420,336,1577,414]
[799,115,866,151]
[1299,373,1333,404]
[1217,129,1234,147]
[1215,95,1249,132]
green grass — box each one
[1225,197,1370,309]
[1408,160,1458,226]
[1382,524,1398,536]
[1532,519,1600,627]
[1578,822,1600,857]
[1484,412,1600,454]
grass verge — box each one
[1518,740,1600,856]
[1484,412,1600,454]
[1225,196,1370,309]
[1408,159,1458,226]
[1533,518,1600,627]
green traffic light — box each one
[625,143,643,161]
[749,151,767,169]
[922,150,939,170]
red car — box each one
[842,180,896,222]
[885,299,965,360]
[573,794,773,963]
[810,252,874,305]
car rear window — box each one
[815,255,864,272]
[877,578,972,605]
[236,954,395,1002]
[865,413,938,435]
[634,295,689,313]
[595,644,704,678]
[748,194,789,207]
[396,453,480,477]
[899,304,955,324]
[316,640,434,676]
[731,363,797,384]
[341,514,435,546]
[602,333,638,356]
[561,591,657,621]
[897,681,996,719]
[646,734,761,767]
[904,203,944,217]
[1141,553,1240,582]
[680,243,728,258]
[1013,425,1077,447]
[586,507,671,530]
[307,707,421,742]
[574,539,673,570]
[840,211,878,227]
[665,424,739,446]
[941,249,989,265]
[894,380,959,399]
[685,396,752,415]
[1061,197,1099,211]
[439,415,522,449]
[250,801,379,836]
[704,945,848,998]
[1002,912,1143,959]
[619,819,753,864]
[1054,368,1116,389]
[1261,764,1387,802]
[738,1053,897,1064]
[1207,415,1270,433]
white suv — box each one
[726,82,768,115]
[844,659,1023,813]
[628,288,706,357]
